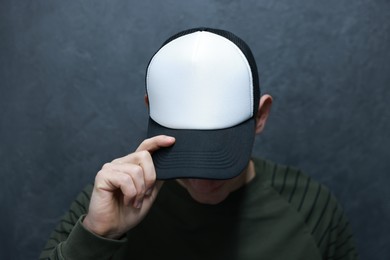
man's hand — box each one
[83,135,175,239]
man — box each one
[40,27,358,259]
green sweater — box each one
[40,158,358,259]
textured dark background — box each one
[1,0,389,259]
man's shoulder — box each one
[253,157,313,191]
[251,158,358,258]
[253,157,334,202]
[252,157,344,243]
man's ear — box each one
[144,94,149,107]
[255,94,273,134]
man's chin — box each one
[179,179,229,205]
[186,179,227,193]
[189,192,229,205]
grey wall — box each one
[1,0,389,259]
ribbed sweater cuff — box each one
[62,215,126,259]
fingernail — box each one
[165,136,175,142]
[135,200,143,209]
[145,188,153,196]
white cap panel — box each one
[147,31,253,130]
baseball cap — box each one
[146,27,260,180]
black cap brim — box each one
[147,117,255,180]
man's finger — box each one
[136,135,175,153]
[112,136,175,164]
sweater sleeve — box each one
[39,184,126,260]
[323,203,359,260]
